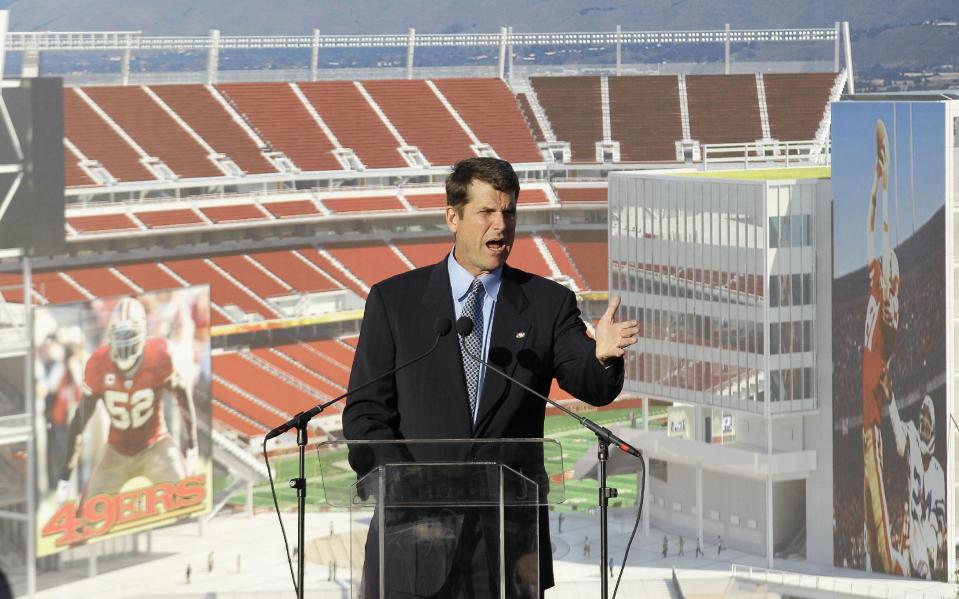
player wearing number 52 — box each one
[56,296,199,505]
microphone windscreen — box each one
[433,316,453,337]
[456,316,474,337]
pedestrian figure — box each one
[695,537,704,557]
[717,535,725,555]
[558,512,564,533]
[678,536,685,556]
[608,557,614,577]
[329,521,334,538]
[662,535,668,558]
[207,551,214,573]
[583,536,591,557]
[185,564,191,584]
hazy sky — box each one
[831,100,946,278]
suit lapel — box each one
[421,258,473,432]
[474,265,530,437]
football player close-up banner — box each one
[33,286,212,557]
[831,101,948,580]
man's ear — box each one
[446,206,459,234]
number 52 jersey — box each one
[82,337,177,457]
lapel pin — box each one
[515,331,526,339]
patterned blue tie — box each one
[461,279,485,423]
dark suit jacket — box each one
[343,257,624,593]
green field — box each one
[227,407,664,512]
[675,166,831,180]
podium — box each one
[315,439,565,599]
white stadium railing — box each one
[702,139,831,169]
[731,564,954,599]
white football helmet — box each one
[919,395,935,458]
[107,297,147,372]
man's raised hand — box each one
[594,296,639,365]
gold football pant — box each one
[863,425,898,574]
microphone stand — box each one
[456,317,640,599]
[267,318,451,599]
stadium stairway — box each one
[211,428,269,482]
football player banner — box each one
[831,101,949,581]
[34,286,212,556]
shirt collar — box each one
[447,249,503,302]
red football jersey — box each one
[83,337,175,456]
[862,259,897,429]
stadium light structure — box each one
[4,24,850,85]
[4,27,840,51]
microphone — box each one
[456,316,642,460]
[265,316,453,440]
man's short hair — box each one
[446,157,520,212]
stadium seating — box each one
[686,74,763,144]
[514,93,545,143]
[322,195,405,214]
[64,144,96,187]
[217,82,342,172]
[539,231,589,291]
[392,238,451,268]
[553,186,606,204]
[324,242,410,289]
[432,78,542,163]
[150,84,278,175]
[297,81,408,169]
[296,249,370,298]
[114,263,185,292]
[275,341,351,388]
[210,255,291,298]
[83,86,223,179]
[250,347,345,397]
[199,204,270,223]
[608,76,683,162]
[214,352,329,414]
[764,73,837,141]
[403,192,446,210]
[164,258,281,320]
[67,213,141,234]
[361,79,476,166]
[553,230,608,291]
[64,88,156,182]
[67,267,137,298]
[530,76,603,162]
[212,401,268,436]
[60,74,836,193]
[260,199,323,219]
[213,377,291,429]
[248,250,342,293]
[505,234,552,277]
[133,207,205,228]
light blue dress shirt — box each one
[447,251,501,425]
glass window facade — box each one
[610,175,821,415]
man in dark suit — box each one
[343,157,637,598]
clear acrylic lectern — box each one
[314,438,565,599]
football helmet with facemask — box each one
[107,297,147,373]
